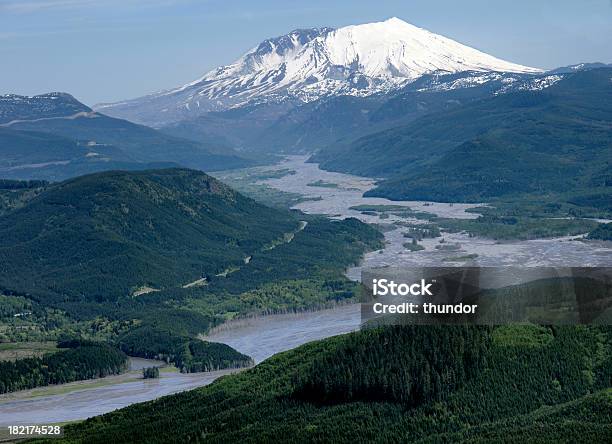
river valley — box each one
[1,156,610,426]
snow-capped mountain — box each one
[97,17,541,125]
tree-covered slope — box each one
[0,127,169,184]
[0,342,128,394]
[429,389,612,443]
[8,112,250,172]
[0,179,47,216]
[0,168,297,303]
[588,222,612,241]
[0,126,137,167]
[313,68,612,207]
[49,324,612,443]
[117,327,253,373]
[0,172,383,375]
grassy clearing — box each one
[0,342,58,362]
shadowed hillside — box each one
[0,168,297,303]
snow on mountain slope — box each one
[96,17,541,125]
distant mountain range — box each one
[0,93,252,181]
[90,18,610,166]
[93,16,605,213]
[159,68,557,154]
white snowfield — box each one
[188,17,540,100]
[96,17,542,122]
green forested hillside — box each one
[293,326,489,405]
[313,68,612,212]
[0,178,47,215]
[0,168,297,303]
[0,127,87,167]
[0,127,131,167]
[0,169,383,372]
[0,127,171,183]
[48,324,612,443]
[117,326,253,372]
[588,222,612,240]
[429,389,612,443]
[8,112,250,172]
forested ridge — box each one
[0,169,381,309]
[313,68,612,217]
[0,167,298,303]
[293,326,489,405]
[0,177,47,216]
[0,214,382,374]
[117,326,253,372]
[45,324,612,443]
[0,342,127,394]
[0,169,383,376]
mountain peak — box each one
[380,16,419,28]
[96,19,542,124]
[0,92,91,125]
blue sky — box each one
[1,0,611,105]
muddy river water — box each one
[0,306,360,426]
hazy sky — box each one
[1,0,611,105]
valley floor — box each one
[225,156,612,272]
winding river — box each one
[1,156,610,426]
[0,306,361,426]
